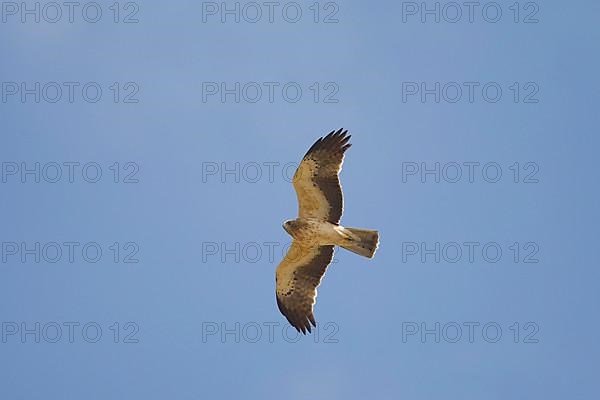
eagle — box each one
[275,128,379,334]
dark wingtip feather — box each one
[304,137,323,157]
[308,313,316,327]
[304,128,352,158]
[277,295,314,335]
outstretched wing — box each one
[293,128,351,224]
[275,242,335,334]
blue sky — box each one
[1,1,599,399]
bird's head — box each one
[282,219,296,236]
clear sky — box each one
[1,1,599,399]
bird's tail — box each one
[339,227,379,258]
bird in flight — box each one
[276,128,379,334]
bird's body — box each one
[283,218,344,246]
[275,129,380,334]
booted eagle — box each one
[276,128,379,334]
